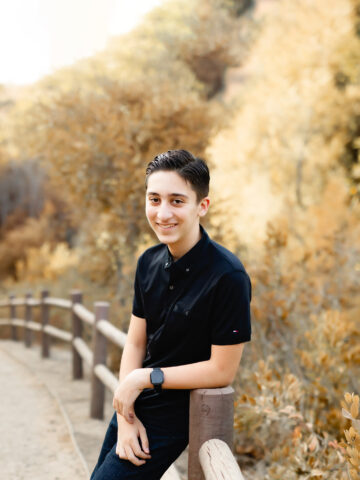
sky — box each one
[0,0,163,86]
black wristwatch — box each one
[150,368,164,393]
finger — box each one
[130,439,151,460]
[114,400,122,415]
[116,445,127,460]
[139,424,150,455]
[124,445,146,466]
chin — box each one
[157,232,177,243]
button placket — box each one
[152,273,194,347]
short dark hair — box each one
[145,149,210,203]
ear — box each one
[198,196,210,217]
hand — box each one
[113,369,146,423]
[116,414,151,466]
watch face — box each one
[151,369,163,385]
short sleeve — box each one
[132,257,145,318]
[210,270,252,345]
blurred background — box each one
[0,0,360,477]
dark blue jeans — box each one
[90,408,189,480]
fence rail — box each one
[0,290,246,479]
[199,439,245,480]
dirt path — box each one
[0,339,188,479]
[0,344,88,479]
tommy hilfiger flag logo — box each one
[233,330,239,333]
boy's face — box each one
[145,170,209,251]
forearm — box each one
[163,359,232,388]
[114,344,244,423]
[137,359,231,391]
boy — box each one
[90,149,251,479]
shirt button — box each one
[169,285,174,290]
[185,268,190,272]
[185,310,189,316]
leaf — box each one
[351,401,359,420]
[280,405,296,415]
[310,469,325,476]
[343,408,354,420]
[308,435,319,452]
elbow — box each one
[216,365,236,387]
[224,371,236,386]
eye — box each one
[172,199,184,205]
[149,197,159,204]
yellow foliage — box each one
[234,357,346,478]
[208,0,360,248]
[15,242,79,282]
[342,393,360,478]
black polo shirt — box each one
[132,223,252,427]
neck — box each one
[169,225,202,261]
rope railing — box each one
[0,290,246,479]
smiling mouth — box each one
[156,223,177,229]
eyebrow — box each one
[147,192,189,199]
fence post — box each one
[9,293,17,341]
[188,386,235,480]
[90,301,109,420]
[41,289,50,358]
[71,290,83,380]
[25,291,32,348]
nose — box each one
[156,201,173,222]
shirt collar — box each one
[163,224,210,275]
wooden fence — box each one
[0,290,245,480]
